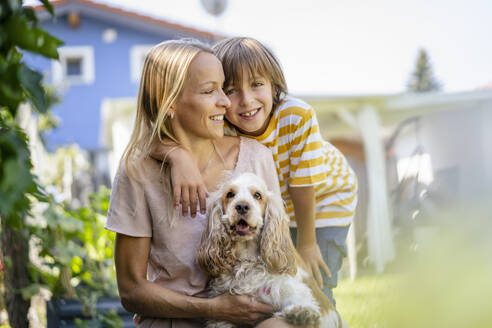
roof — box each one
[302,89,492,139]
[31,0,223,40]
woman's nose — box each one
[218,89,231,108]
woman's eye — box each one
[226,191,235,198]
[203,89,215,94]
[252,81,264,87]
[254,192,262,200]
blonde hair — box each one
[123,39,213,174]
[213,37,287,109]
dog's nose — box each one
[235,202,249,215]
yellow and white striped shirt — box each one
[229,97,357,227]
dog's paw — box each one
[281,304,321,327]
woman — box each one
[105,39,294,327]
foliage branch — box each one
[0,1,121,327]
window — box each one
[52,46,95,85]
[397,153,434,185]
[66,57,82,76]
[130,45,153,83]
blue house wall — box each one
[26,9,210,151]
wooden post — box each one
[356,105,395,273]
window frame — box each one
[52,46,95,85]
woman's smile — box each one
[210,114,225,122]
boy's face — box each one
[224,70,274,136]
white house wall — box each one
[425,105,489,203]
[481,103,492,197]
[393,103,492,208]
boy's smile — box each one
[239,107,260,119]
[224,71,273,137]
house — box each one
[26,0,219,181]
[303,89,492,275]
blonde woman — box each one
[105,39,295,327]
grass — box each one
[332,219,492,328]
[335,273,400,328]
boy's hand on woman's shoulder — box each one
[169,147,208,217]
[151,140,208,217]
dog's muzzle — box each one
[234,201,250,215]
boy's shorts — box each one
[290,225,350,306]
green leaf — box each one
[71,256,83,274]
[0,28,7,45]
[21,283,40,300]
[54,244,73,265]
[19,64,48,113]
[39,0,55,16]
[0,54,23,114]
[22,7,37,25]
[31,180,49,202]
[3,256,13,269]
[5,14,63,59]
[0,127,36,218]
[6,0,21,13]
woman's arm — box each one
[289,186,331,288]
[150,140,208,217]
[115,233,273,322]
[115,233,207,317]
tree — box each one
[407,49,442,92]
[0,1,62,327]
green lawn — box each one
[333,215,492,328]
[333,235,492,328]
[335,274,399,328]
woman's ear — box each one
[260,191,297,275]
[196,192,234,277]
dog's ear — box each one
[260,191,297,275]
[196,191,235,277]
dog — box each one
[197,173,347,328]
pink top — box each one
[106,137,280,327]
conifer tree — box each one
[407,49,442,92]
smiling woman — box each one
[171,52,229,142]
[104,39,292,327]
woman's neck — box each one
[177,135,218,170]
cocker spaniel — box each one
[197,173,347,328]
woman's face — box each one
[173,52,231,140]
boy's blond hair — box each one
[213,37,287,109]
[123,39,213,174]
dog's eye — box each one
[254,192,262,200]
[226,191,235,198]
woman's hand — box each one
[133,294,274,325]
[168,147,208,217]
[208,294,274,324]
[298,243,331,289]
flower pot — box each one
[46,297,134,327]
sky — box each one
[30,0,492,95]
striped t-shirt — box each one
[227,96,357,227]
